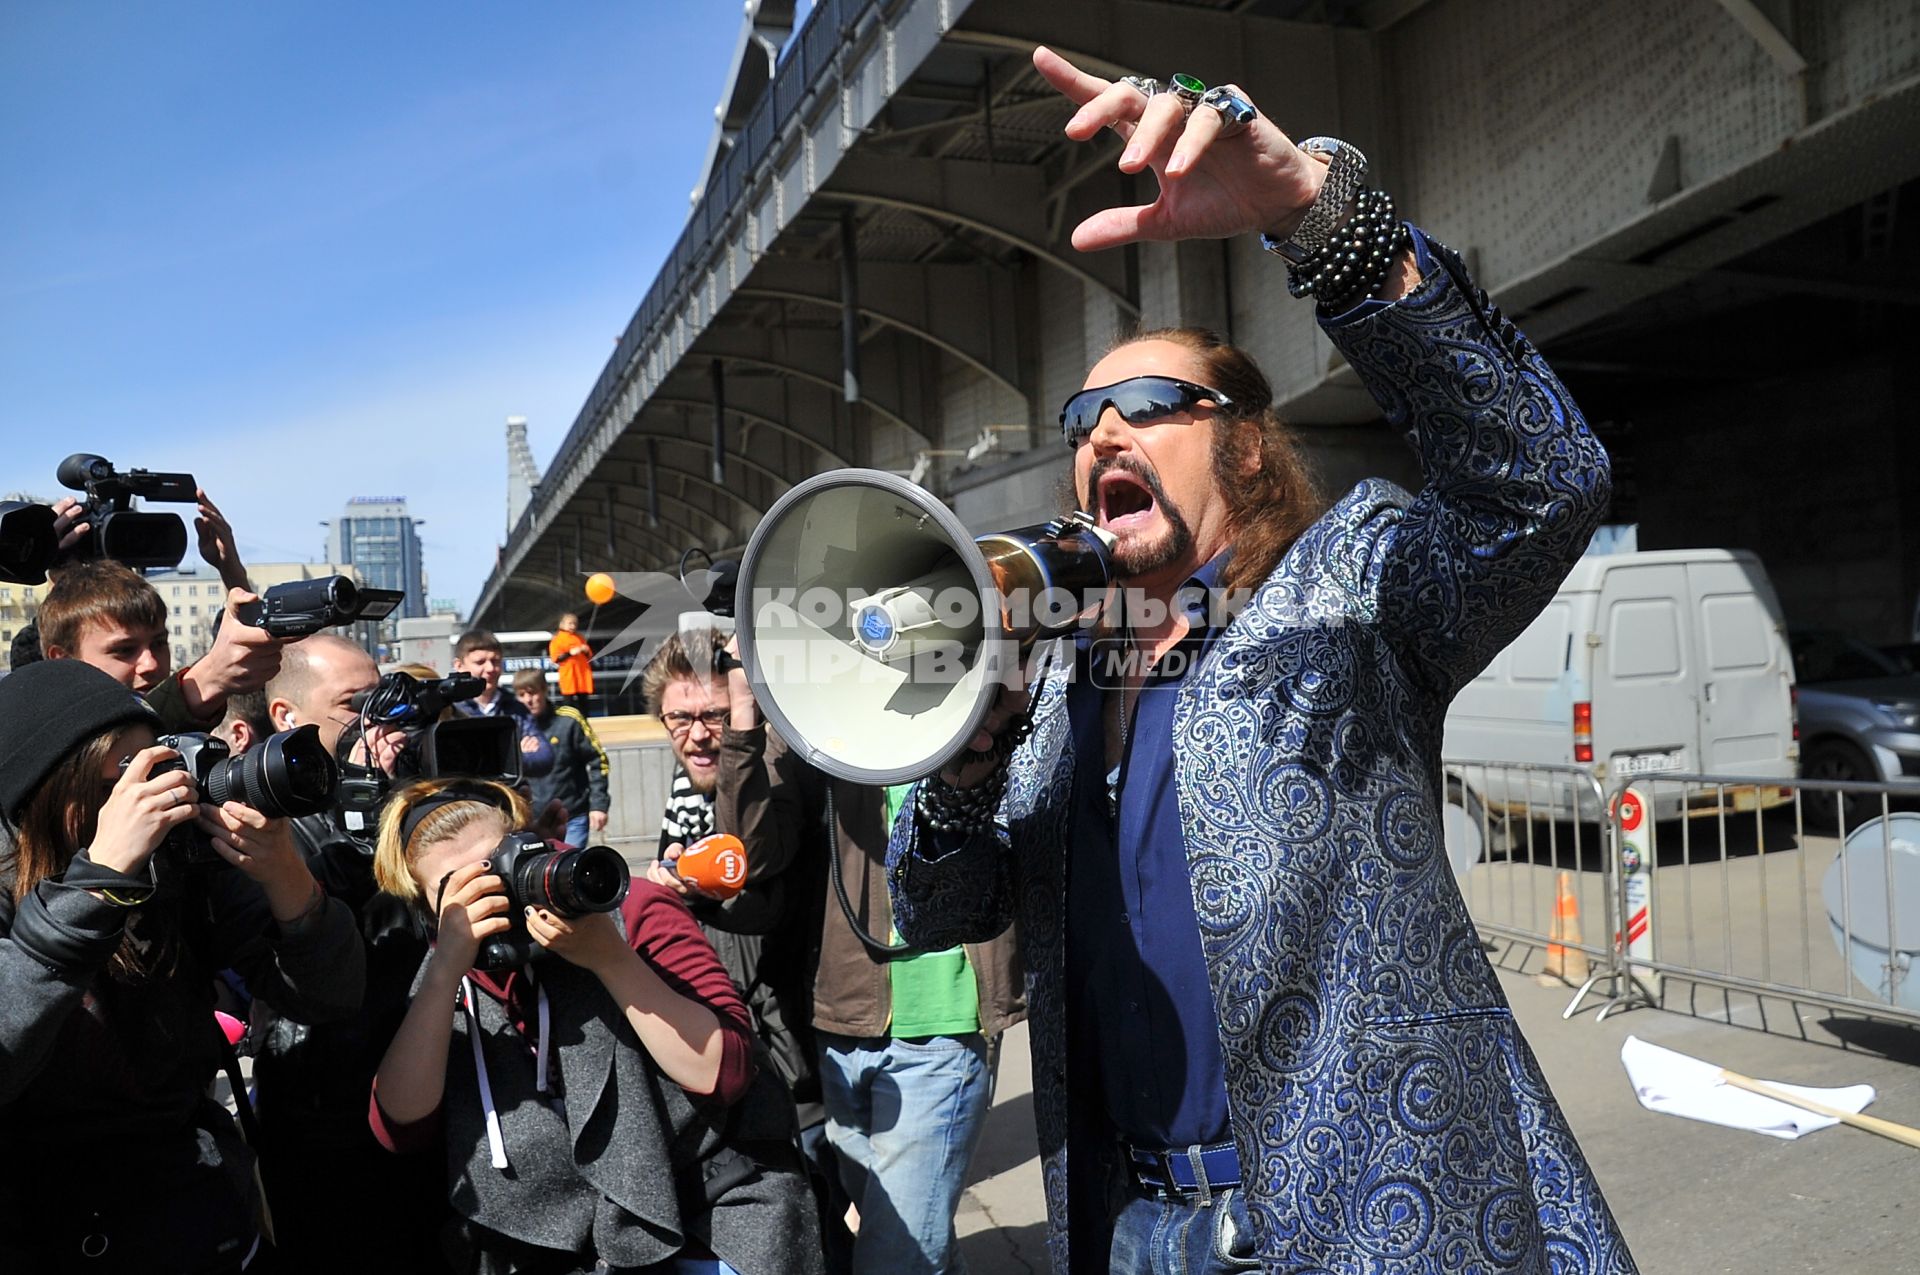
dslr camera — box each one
[472,830,631,970]
[141,726,340,869]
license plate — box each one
[1614,750,1683,776]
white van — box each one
[1442,549,1797,858]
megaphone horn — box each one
[736,469,1114,786]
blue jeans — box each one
[1108,1184,1261,1275]
[564,814,590,848]
[818,1032,993,1275]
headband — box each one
[400,782,513,852]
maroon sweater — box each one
[370,881,755,1153]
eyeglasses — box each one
[1059,375,1234,449]
[662,708,729,736]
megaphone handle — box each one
[825,786,916,957]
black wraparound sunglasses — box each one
[1058,375,1235,449]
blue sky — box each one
[1,3,744,611]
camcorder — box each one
[470,830,631,970]
[133,726,340,869]
[333,671,524,840]
[0,452,199,585]
[235,575,405,638]
[58,453,198,572]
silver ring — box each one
[1118,75,1160,100]
[1166,72,1207,114]
[1200,86,1257,138]
[174,789,187,807]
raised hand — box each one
[1033,46,1327,252]
[194,489,250,591]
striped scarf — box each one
[660,767,713,848]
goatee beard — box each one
[1089,456,1194,579]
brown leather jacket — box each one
[713,723,1025,1041]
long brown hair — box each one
[5,725,181,983]
[1122,327,1326,596]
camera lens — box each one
[204,724,338,817]
[512,845,629,917]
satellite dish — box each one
[1821,812,1920,1011]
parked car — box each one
[1788,630,1920,820]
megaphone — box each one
[736,469,1114,785]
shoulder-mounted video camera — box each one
[332,671,524,841]
[0,453,199,585]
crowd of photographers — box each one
[0,462,1006,1275]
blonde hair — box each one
[373,777,530,908]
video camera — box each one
[235,575,405,639]
[57,453,199,571]
[131,726,340,870]
[333,671,524,840]
[470,830,630,970]
[0,453,198,585]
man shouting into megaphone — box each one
[885,46,1636,1275]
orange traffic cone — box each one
[1541,871,1589,985]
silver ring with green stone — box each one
[1167,72,1207,114]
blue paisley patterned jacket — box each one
[888,238,1637,1274]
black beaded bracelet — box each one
[915,766,1008,835]
[1284,187,1407,311]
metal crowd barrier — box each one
[1443,761,1616,993]
[1585,771,1920,1027]
[1446,762,1920,1030]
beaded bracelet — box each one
[915,766,1008,835]
[1284,188,1409,311]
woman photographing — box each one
[0,659,365,1272]
[369,777,819,1275]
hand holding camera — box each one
[179,588,290,721]
[523,906,630,975]
[194,800,321,922]
[89,745,202,877]
[428,858,516,975]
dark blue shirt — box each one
[1065,554,1233,1150]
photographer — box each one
[246,633,449,1274]
[369,778,821,1275]
[39,559,286,730]
[0,659,364,1273]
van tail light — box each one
[1789,685,1799,742]
[1573,701,1594,764]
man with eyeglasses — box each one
[887,46,1633,1275]
[638,629,844,1262]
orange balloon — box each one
[584,572,616,605]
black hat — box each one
[0,659,160,823]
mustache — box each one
[1083,455,1173,512]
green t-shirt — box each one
[883,783,980,1038]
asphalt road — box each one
[956,947,1920,1274]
